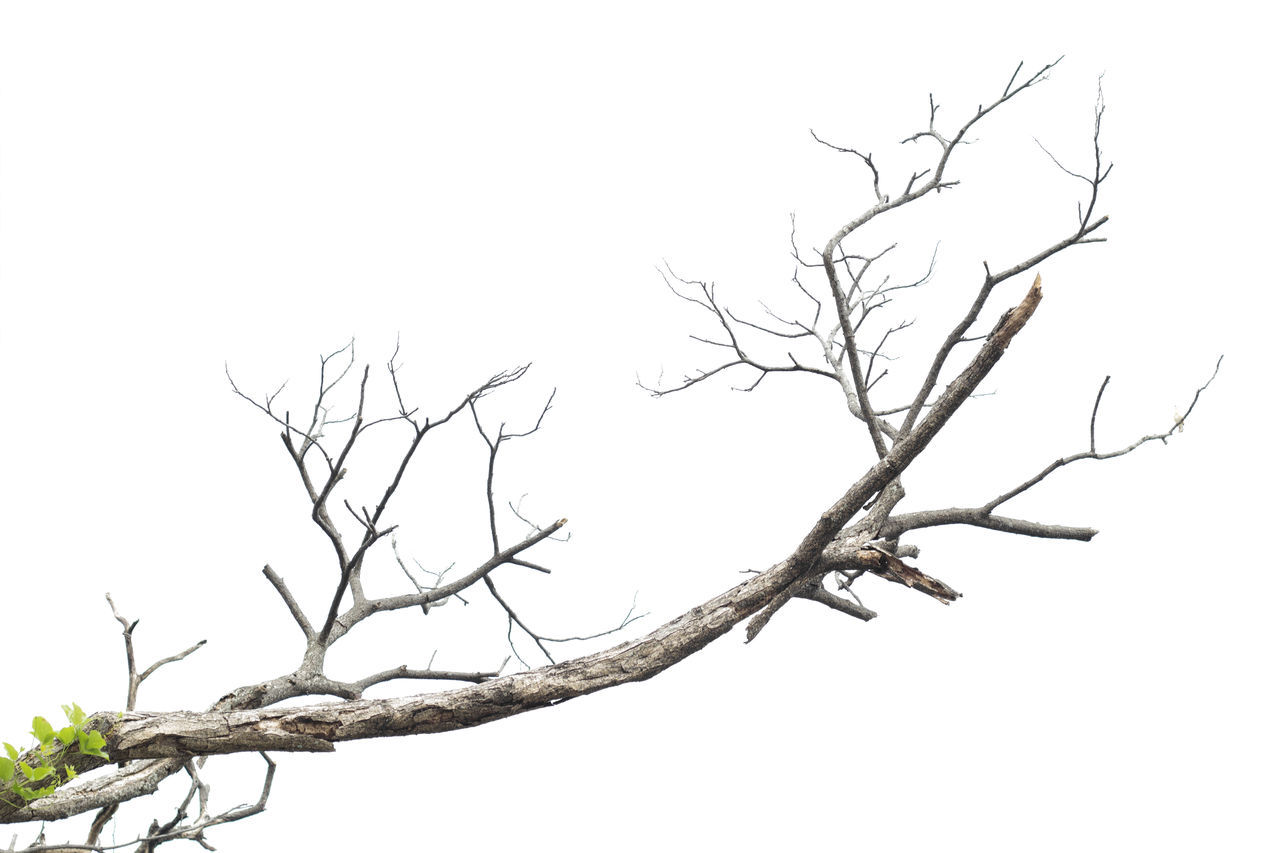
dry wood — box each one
[0,62,1220,852]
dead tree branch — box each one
[0,62,1219,848]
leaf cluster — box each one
[0,704,108,806]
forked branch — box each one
[0,63,1220,851]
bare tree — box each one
[0,61,1217,851]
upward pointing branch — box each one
[744,274,1044,640]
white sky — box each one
[1,3,1275,851]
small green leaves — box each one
[62,704,87,727]
[14,782,56,802]
[77,729,108,759]
[30,717,54,746]
[1,702,109,806]
[18,761,54,782]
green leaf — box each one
[64,764,77,780]
[19,762,54,782]
[77,729,108,759]
[56,726,76,746]
[15,782,56,802]
[31,717,54,746]
[3,743,17,761]
[64,703,87,727]
[0,757,13,782]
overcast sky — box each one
[1,3,1274,851]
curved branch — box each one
[985,354,1222,512]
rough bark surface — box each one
[3,281,1043,823]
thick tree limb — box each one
[1,274,1040,821]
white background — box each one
[1,3,1275,851]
